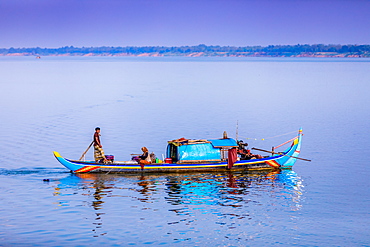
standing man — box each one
[93,127,107,163]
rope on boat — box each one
[241,130,297,141]
[274,136,298,150]
[106,168,114,175]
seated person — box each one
[238,143,263,160]
[132,147,152,164]
[237,141,250,160]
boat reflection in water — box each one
[52,173,116,237]
[164,170,303,212]
[52,170,304,239]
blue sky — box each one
[0,0,369,48]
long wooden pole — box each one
[251,147,311,162]
[79,141,94,161]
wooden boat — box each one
[54,129,304,173]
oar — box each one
[251,147,311,162]
[79,141,94,161]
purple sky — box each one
[0,0,369,48]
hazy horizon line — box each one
[1,43,370,49]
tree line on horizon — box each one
[1,44,369,57]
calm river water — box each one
[0,56,369,246]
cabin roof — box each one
[209,138,238,148]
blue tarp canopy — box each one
[209,138,238,148]
[178,143,221,161]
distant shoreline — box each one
[0,53,367,58]
[1,44,369,58]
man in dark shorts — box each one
[93,127,107,163]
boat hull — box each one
[54,129,302,173]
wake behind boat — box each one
[54,129,306,173]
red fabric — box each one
[228,148,237,169]
[139,160,150,169]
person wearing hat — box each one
[93,127,107,163]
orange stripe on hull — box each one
[266,160,280,168]
[75,166,99,173]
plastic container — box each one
[165,158,172,164]
[105,155,114,162]
[155,158,163,163]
